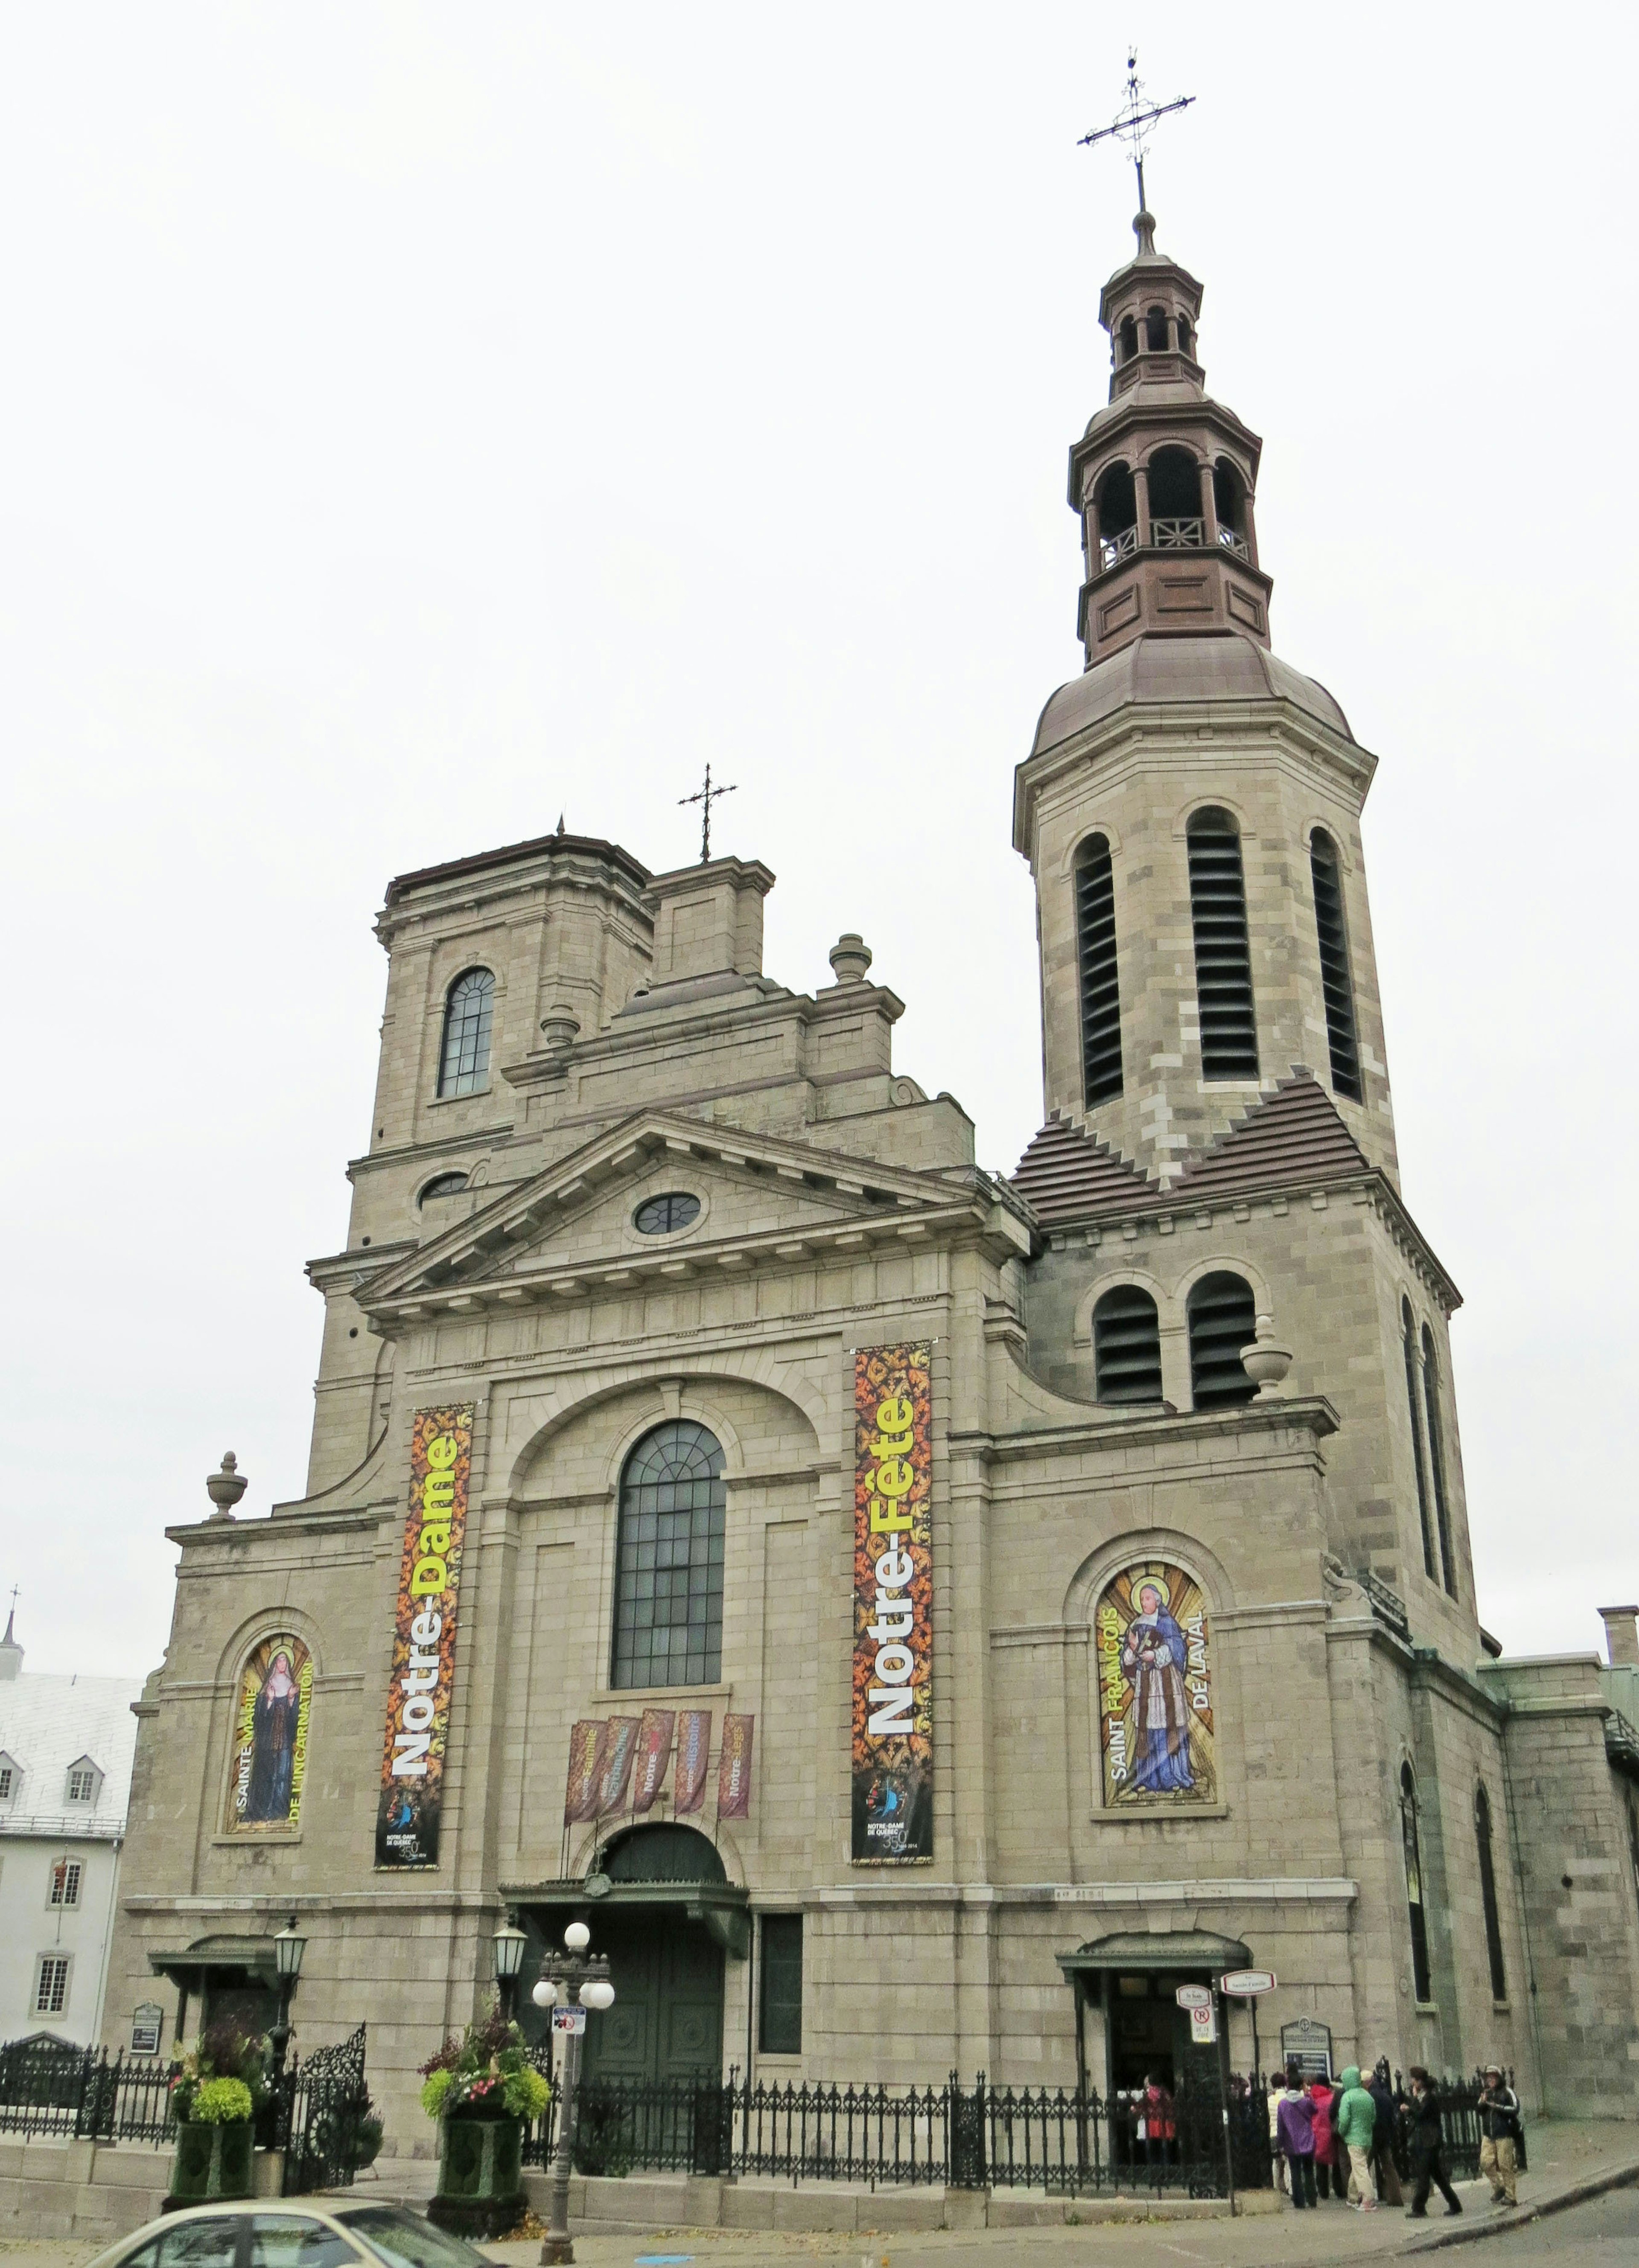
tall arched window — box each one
[612,1421,726,1690]
[1401,1763,1433,2004]
[1075,834,1122,1105]
[1475,1785,1508,2002]
[1309,830,1362,1101]
[438,968,496,1098]
[1421,1326,1457,1598]
[1093,1286,1162,1405]
[1187,1273,1257,1410]
[1144,306,1169,352]
[1186,810,1259,1077]
[1402,1299,1437,1582]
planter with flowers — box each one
[165,2025,270,2205]
[420,2007,549,2238]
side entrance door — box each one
[581,1906,724,2082]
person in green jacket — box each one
[1335,2067,1379,2209]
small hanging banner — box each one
[631,1709,676,1814]
[851,1343,933,1863]
[598,1717,640,1813]
[674,1709,712,1814]
[374,1403,475,1870]
[563,1719,608,1825]
[717,1714,755,1819]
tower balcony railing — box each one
[1097,521,1251,571]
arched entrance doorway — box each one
[580,1825,728,2083]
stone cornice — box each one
[951,1392,1339,1467]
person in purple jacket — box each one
[1276,2070,1318,2209]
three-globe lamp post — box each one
[531,1922,615,2265]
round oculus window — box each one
[634,1192,701,1236]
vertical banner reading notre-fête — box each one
[374,1403,475,1869]
[851,1343,933,1863]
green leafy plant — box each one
[417,1999,550,2124]
[168,2024,269,2125]
[190,2077,255,2125]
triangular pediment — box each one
[359,1111,1021,1321]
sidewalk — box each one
[475,2116,1639,2268]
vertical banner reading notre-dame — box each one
[375,1403,475,1868]
[851,1342,933,1863]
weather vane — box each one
[1079,50,1195,215]
[680,762,736,864]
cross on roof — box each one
[1078,49,1195,216]
[679,763,737,865]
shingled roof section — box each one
[1172,1071,1371,1203]
[1009,1112,1156,1225]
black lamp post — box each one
[269,1915,306,2083]
[492,1914,528,2022]
[532,1922,615,2265]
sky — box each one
[1,5,1634,1679]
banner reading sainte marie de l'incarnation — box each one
[851,1343,933,1863]
[374,1403,474,1869]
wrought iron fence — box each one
[523,2070,1261,2197]
[276,2024,373,2195]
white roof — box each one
[0,1671,141,1840]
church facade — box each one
[105,206,1639,2143]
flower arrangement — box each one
[169,2022,269,2125]
[418,2004,549,2125]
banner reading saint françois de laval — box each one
[851,1343,933,1863]
[375,1403,475,1869]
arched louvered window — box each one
[1074,835,1122,1105]
[612,1421,726,1690]
[1476,1786,1508,2002]
[1186,810,1259,1078]
[1144,306,1169,352]
[1401,1763,1434,2004]
[1309,830,1362,1101]
[1402,1299,1437,1581]
[1187,1272,1257,1410]
[1092,1286,1162,1406]
[437,968,496,1098]
[1421,1326,1457,1598]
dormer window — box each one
[0,1755,16,1801]
[65,1760,101,1806]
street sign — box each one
[1175,1983,1213,2009]
[1221,1968,1276,1996]
[1188,2002,1217,2044]
[551,2006,587,2035]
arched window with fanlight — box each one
[1309,830,1363,1101]
[1093,1285,1162,1406]
[1401,1762,1434,2004]
[1074,833,1122,1105]
[437,968,496,1098]
[1403,1299,1437,1582]
[1186,809,1259,1077]
[612,1421,726,1690]
[1421,1325,1458,1598]
[1475,1785,1508,2002]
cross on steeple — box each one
[679,763,737,865]
[1079,50,1195,219]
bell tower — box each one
[1014,202,1400,1187]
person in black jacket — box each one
[1368,2059,1403,2206]
[1404,2067,1462,2218]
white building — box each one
[0,1613,140,2047]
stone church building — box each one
[106,203,1639,2142]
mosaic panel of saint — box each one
[1094,1564,1216,1805]
[227,1633,314,1830]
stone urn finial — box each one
[1239,1315,1293,1397]
[206,1451,248,1521]
[828,933,873,986]
[538,1005,581,1052]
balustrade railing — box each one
[1096,521,1252,569]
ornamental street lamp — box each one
[492,1914,528,2022]
[269,1915,306,2084]
[531,1922,615,2266]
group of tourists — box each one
[1269,2061,1523,2217]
